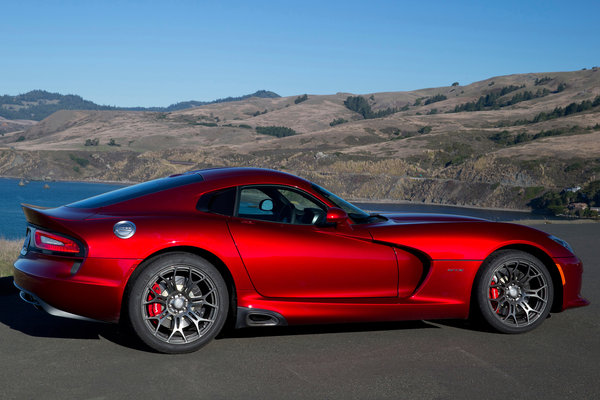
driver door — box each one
[227,185,399,299]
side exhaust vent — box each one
[236,307,288,328]
[247,312,279,326]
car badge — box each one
[113,221,136,239]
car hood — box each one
[364,213,572,260]
[381,213,487,224]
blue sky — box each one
[1,0,598,107]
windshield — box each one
[311,184,375,223]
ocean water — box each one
[0,178,550,240]
[0,178,125,239]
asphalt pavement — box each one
[1,222,598,400]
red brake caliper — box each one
[490,279,500,313]
[147,283,163,317]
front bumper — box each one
[555,256,589,311]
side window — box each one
[236,186,326,225]
[197,187,236,216]
[238,188,275,219]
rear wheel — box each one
[475,250,553,333]
[127,253,228,353]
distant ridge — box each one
[2,69,600,212]
[161,90,281,111]
[0,89,281,121]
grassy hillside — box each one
[0,90,280,121]
[1,69,600,210]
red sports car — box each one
[13,168,588,353]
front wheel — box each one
[126,253,229,353]
[475,250,553,333]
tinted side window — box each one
[236,186,326,225]
[238,188,275,218]
[197,187,236,216]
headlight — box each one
[549,235,574,253]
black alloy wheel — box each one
[127,253,228,353]
[475,250,553,333]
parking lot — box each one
[1,222,597,400]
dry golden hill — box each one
[1,69,600,209]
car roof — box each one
[66,167,316,212]
[198,167,312,188]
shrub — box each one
[534,76,552,86]
[453,85,529,112]
[330,118,348,127]
[344,96,396,119]
[255,126,297,138]
[489,131,512,145]
[69,154,89,167]
[520,95,600,125]
[252,109,268,117]
[294,94,308,104]
[424,94,447,105]
[417,126,432,134]
[439,142,473,167]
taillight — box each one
[33,229,80,254]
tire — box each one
[474,250,553,334]
[126,253,229,353]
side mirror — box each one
[259,199,274,212]
[325,207,348,224]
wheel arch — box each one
[470,244,563,316]
[120,246,237,326]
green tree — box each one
[255,126,297,138]
[417,126,432,134]
[344,96,396,119]
[424,94,447,105]
[294,94,308,104]
[581,180,600,206]
[530,192,566,215]
[330,118,348,127]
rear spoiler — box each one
[20,204,87,233]
[22,204,54,227]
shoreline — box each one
[2,176,597,222]
[351,198,533,213]
[515,219,599,225]
[0,175,134,186]
[1,175,534,213]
